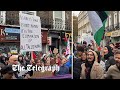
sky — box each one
[73,11,80,16]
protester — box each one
[75,45,84,59]
[82,41,88,51]
[73,45,84,79]
[7,52,12,58]
[55,53,61,66]
[55,57,69,75]
[18,55,26,66]
[109,43,115,51]
[81,51,87,63]
[80,50,104,79]
[105,50,120,79]
[65,54,72,74]
[101,46,116,71]
[61,49,66,58]
[8,55,18,65]
[0,65,14,79]
[0,48,71,79]
[24,56,30,66]
[0,56,6,69]
[39,51,43,60]
[45,56,51,66]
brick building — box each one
[0,11,72,54]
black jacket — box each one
[105,56,116,71]
[73,58,85,79]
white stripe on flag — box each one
[87,11,103,35]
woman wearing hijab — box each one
[80,50,104,79]
[101,46,116,71]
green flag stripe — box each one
[94,19,107,46]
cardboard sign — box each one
[19,13,42,52]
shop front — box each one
[48,30,61,53]
[111,30,120,43]
[0,26,20,54]
[105,32,112,45]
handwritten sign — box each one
[19,13,42,52]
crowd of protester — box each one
[0,49,72,79]
[73,41,120,79]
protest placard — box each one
[19,13,42,52]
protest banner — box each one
[19,13,42,52]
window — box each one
[54,11,62,19]
[109,15,111,27]
[114,12,117,27]
[20,11,36,16]
[119,11,120,25]
[0,11,5,24]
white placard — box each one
[83,35,95,45]
[19,13,42,52]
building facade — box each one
[105,11,120,47]
[73,15,78,43]
[0,11,72,54]
[78,11,92,44]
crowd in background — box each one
[0,49,72,79]
[73,41,120,79]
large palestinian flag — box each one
[88,11,108,46]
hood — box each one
[88,50,98,62]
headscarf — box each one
[104,46,114,60]
[85,50,98,79]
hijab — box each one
[104,46,114,60]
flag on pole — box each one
[66,38,70,55]
[88,11,108,46]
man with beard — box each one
[105,50,120,79]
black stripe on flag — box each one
[95,11,108,22]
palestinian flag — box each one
[63,36,68,46]
[88,11,108,46]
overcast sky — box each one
[73,11,80,16]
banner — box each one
[19,13,42,52]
